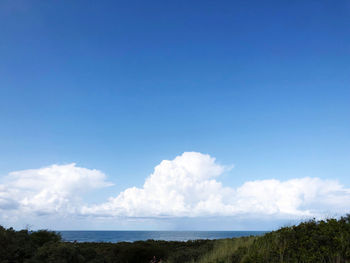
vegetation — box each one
[197,215,350,263]
[1,215,350,263]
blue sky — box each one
[0,0,349,230]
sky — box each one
[0,0,349,230]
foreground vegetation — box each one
[1,215,350,263]
[198,215,350,263]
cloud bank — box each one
[1,152,349,227]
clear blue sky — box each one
[0,0,349,230]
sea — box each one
[58,231,266,243]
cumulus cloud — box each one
[82,152,234,217]
[1,152,350,225]
[0,163,112,216]
[81,152,350,219]
[234,178,350,217]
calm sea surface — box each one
[58,231,266,243]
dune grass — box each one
[194,215,350,263]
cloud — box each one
[234,178,350,217]
[1,152,350,227]
[82,152,233,217]
[0,163,112,216]
[81,152,350,219]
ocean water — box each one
[58,231,265,243]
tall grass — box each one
[196,236,257,263]
[194,215,350,263]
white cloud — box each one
[234,178,350,217]
[0,163,112,216]
[1,152,350,228]
[82,152,233,217]
[81,152,350,219]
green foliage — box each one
[1,215,350,263]
[196,236,256,263]
[30,229,62,247]
[75,239,214,263]
[30,242,85,263]
[197,215,350,263]
[0,226,61,262]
